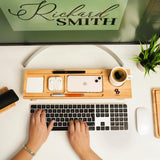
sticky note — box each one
[26,77,44,93]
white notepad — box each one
[26,77,44,93]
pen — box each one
[50,93,84,97]
[52,71,85,74]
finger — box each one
[30,113,35,126]
[84,122,89,135]
[48,120,55,133]
[75,120,80,132]
[69,120,74,134]
[35,109,42,123]
[33,109,37,116]
[80,120,85,133]
[40,110,46,124]
[68,125,70,132]
[33,109,39,118]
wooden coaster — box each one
[0,87,15,113]
[152,88,160,138]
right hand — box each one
[67,120,102,160]
[67,120,91,159]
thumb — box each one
[48,120,55,133]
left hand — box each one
[26,109,54,153]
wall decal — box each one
[0,0,128,31]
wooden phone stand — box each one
[0,87,16,113]
[23,69,132,100]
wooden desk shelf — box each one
[23,69,132,100]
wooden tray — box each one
[23,69,132,100]
[152,88,160,138]
[0,87,15,113]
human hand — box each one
[67,120,91,159]
[67,120,102,160]
[26,109,54,153]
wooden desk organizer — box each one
[23,69,132,100]
[152,88,160,138]
[0,87,15,113]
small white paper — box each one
[26,77,44,93]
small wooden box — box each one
[23,69,132,100]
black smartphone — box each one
[0,89,19,110]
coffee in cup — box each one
[109,67,131,86]
[112,68,127,82]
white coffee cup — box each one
[109,67,131,86]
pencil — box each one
[51,93,84,97]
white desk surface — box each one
[0,45,160,160]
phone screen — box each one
[0,90,19,110]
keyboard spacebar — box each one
[52,127,68,131]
